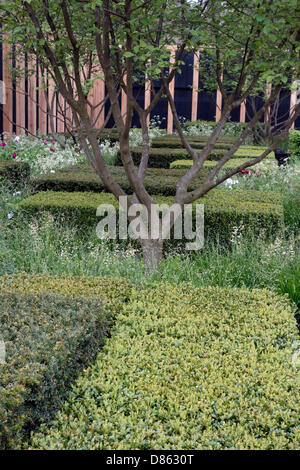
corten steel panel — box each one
[38,67,48,135]
[27,58,37,135]
[2,38,13,136]
[90,74,105,129]
[57,92,65,133]
[15,55,26,135]
[0,32,2,136]
[191,53,199,122]
[47,76,56,133]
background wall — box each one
[0,45,299,137]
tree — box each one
[1,0,299,269]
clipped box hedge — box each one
[155,132,238,144]
[30,283,300,450]
[151,138,233,150]
[32,165,210,197]
[0,274,132,450]
[0,161,30,184]
[170,157,276,171]
[19,189,284,242]
[289,130,300,157]
[118,146,271,168]
[117,147,225,168]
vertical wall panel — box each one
[47,76,56,133]
[144,74,151,127]
[27,58,36,134]
[2,38,13,136]
[57,92,65,133]
[167,46,176,134]
[173,51,193,126]
[38,68,47,135]
[240,101,246,123]
[191,53,199,122]
[1,43,298,134]
[92,77,105,128]
[15,55,25,135]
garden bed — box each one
[32,164,209,196]
[29,283,299,450]
[0,274,132,449]
[19,189,284,243]
[118,146,272,168]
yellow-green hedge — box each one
[121,146,272,168]
[170,157,276,171]
[0,274,132,450]
[30,283,300,450]
[151,138,233,150]
[18,189,284,242]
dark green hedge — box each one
[116,147,227,167]
[151,138,233,150]
[32,165,209,197]
[19,189,284,242]
[0,274,132,450]
[0,161,30,184]
[289,130,300,157]
[30,284,300,450]
[117,146,267,168]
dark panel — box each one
[271,89,290,131]
[197,90,216,121]
[197,54,217,122]
[104,86,121,129]
[230,104,240,122]
[150,69,168,129]
[174,52,193,123]
[245,94,264,122]
[150,88,168,129]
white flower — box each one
[13,191,22,196]
[8,212,14,219]
[14,136,20,142]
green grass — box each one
[1,155,299,307]
[0,181,298,306]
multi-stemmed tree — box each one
[1,0,299,268]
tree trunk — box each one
[140,238,163,271]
